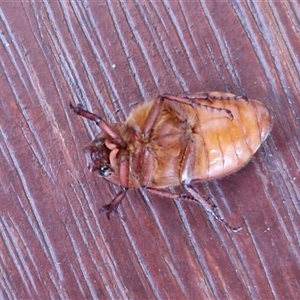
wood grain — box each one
[0,1,299,299]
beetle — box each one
[70,92,272,231]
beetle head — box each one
[84,136,116,177]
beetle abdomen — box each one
[192,98,272,180]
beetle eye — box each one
[98,164,113,177]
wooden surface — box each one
[1,1,300,299]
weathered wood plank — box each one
[0,1,299,299]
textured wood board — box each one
[0,1,299,299]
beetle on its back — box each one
[70,92,272,231]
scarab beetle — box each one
[71,92,272,231]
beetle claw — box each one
[100,204,111,219]
[100,203,118,220]
[210,206,242,232]
[100,190,127,220]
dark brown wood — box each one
[0,1,299,299]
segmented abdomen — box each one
[193,98,272,180]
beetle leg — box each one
[142,96,165,134]
[100,189,127,219]
[162,93,234,120]
[140,148,155,187]
[146,187,180,199]
[179,138,196,185]
[100,154,129,219]
[165,92,247,102]
[146,187,197,202]
[70,102,122,142]
[184,185,241,232]
[146,186,241,232]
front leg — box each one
[100,189,127,219]
[70,103,123,143]
[100,153,129,219]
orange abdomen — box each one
[192,98,271,180]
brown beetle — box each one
[70,92,272,231]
